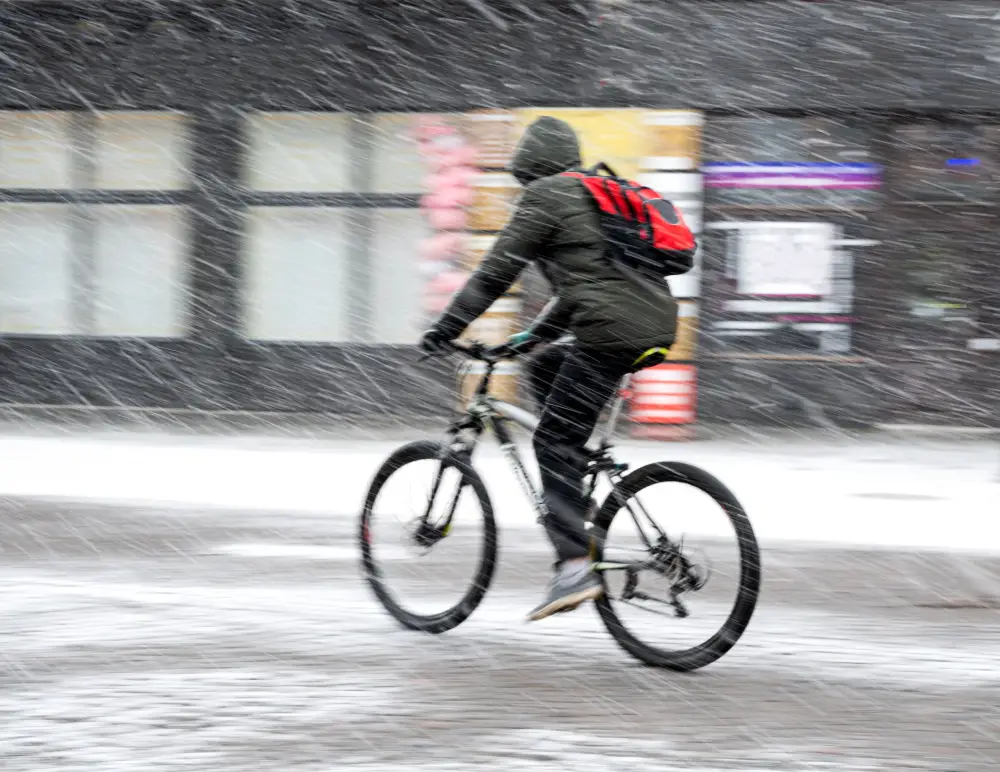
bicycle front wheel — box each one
[592,461,761,671]
[359,440,497,634]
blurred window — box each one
[241,112,431,343]
[93,112,190,191]
[0,111,192,336]
[0,111,74,188]
[0,204,74,334]
[370,208,430,343]
[891,123,998,204]
[367,113,426,194]
[245,113,351,192]
[243,207,351,342]
[93,205,190,336]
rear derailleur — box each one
[620,539,708,618]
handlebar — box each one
[419,339,534,364]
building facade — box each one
[1,0,998,427]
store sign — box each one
[703,162,881,189]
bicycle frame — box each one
[421,348,681,591]
[447,357,634,525]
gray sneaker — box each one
[526,560,604,622]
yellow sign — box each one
[643,110,703,171]
[668,301,699,362]
[463,111,518,169]
[515,108,647,180]
[468,173,520,232]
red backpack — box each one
[563,162,696,279]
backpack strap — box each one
[587,161,618,178]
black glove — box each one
[418,328,454,356]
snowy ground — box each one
[2,427,999,771]
[0,428,997,554]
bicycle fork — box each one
[413,420,482,546]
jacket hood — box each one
[509,116,582,185]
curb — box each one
[875,423,1000,438]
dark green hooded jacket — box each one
[434,116,679,354]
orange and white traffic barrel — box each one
[629,364,697,440]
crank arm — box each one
[628,590,668,605]
[617,588,690,619]
[593,560,656,572]
[593,561,634,572]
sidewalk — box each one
[0,423,997,555]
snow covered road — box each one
[1,430,999,770]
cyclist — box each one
[420,116,680,621]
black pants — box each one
[527,340,639,563]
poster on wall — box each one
[736,222,836,297]
[702,221,873,357]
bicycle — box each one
[359,340,761,671]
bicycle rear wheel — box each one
[592,461,760,671]
[359,440,497,634]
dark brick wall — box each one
[596,1,1000,112]
[4,1,999,113]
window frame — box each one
[238,111,425,345]
[0,109,193,339]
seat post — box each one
[599,374,633,445]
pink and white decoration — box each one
[413,118,477,317]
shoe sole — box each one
[526,585,604,622]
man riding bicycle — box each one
[420,116,689,621]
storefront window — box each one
[93,206,189,336]
[243,207,351,342]
[0,111,192,337]
[0,112,74,189]
[241,111,441,343]
[892,123,998,204]
[370,208,430,343]
[93,112,189,190]
[701,220,863,357]
[892,228,982,350]
[0,204,74,334]
[700,116,881,358]
[245,113,352,193]
[368,114,427,194]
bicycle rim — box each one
[593,461,761,671]
[360,441,497,633]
